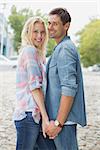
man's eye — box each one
[48,22,51,25]
[53,22,58,26]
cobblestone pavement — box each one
[0,69,100,150]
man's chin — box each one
[49,35,55,38]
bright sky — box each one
[0,0,99,42]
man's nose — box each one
[48,24,53,29]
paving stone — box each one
[0,69,100,150]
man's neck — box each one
[55,34,66,44]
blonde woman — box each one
[13,17,49,150]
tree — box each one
[46,39,56,57]
[76,19,100,67]
[8,6,55,55]
[8,5,33,53]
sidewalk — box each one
[0,69,100,150]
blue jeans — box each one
[36,125,78,150]
[15,112,40,150]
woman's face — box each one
[32,22,46,49]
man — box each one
[37,8,87,150]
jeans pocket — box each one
[25,112,38,125]
[14,117,26,128]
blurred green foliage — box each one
[76,18,100,67]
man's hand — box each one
[45,120,62,139]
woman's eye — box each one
[41,31,45,34]
[33,30,38,33]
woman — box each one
[13,17,49,150]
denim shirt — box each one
[45,36,87,127]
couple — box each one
[13,8,87,150]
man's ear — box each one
[64,22,70,31]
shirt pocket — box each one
[48,61,58,78]
[49,58,57,68]
[49,63,57,68]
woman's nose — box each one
[37,32,42,38]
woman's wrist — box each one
[42,114,49,123]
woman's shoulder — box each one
[22,45,36,54]
[19,45,37,61]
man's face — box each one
[48,15,67,41]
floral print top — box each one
[13,45,46,123]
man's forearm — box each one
[57,95,74,126]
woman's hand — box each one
[45,120,62,139]
[42,118,49,138]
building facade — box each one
[0,13,14,57]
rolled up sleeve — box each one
[24,48,42,91]
[57,46,78,97]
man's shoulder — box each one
[62,37,76,49]
[55,38,79,60]
[59,39,77,55]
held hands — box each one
[42,120,62,139]
[42,118,49,138]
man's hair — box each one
[49,8,71,25]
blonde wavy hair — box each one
[20,17,48,57]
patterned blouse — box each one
[13,45,46,123]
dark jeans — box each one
[15,112,40,150]
[36,125,78,150]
